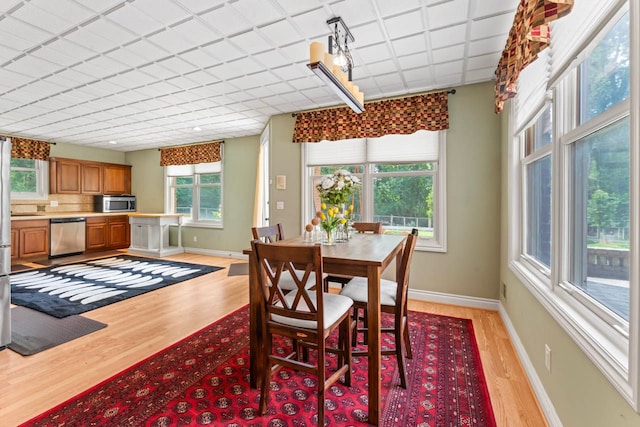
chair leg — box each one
[343,316,353,386]
[317,343,326,427]
[403,316,413,359]
[396,324,408,389]
[259,336,272,414]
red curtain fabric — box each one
[9,137,51,161]
[494,0,573,113]
[160,141,222,166]
[292,92,449,143]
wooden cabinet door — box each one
[86,217,108,250]
[19,225,49,258]
[10,227,18,259]
[103,165,131,195]
[53,160,81,194]
[108,216,130,249]
[82,163,103,194]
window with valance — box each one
[7,136,51,200]
[161,141,224,226]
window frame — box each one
[509,2,639,410]
[164,163,223,228]
[10,158,48,200]
[302,133,447,252]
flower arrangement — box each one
[306,170,360,244]
[316,169,360,205]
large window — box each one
[511,3,637,408]
[10,158,48,200]
[165,162,223,226]
[303,131,446,251]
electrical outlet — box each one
[193,236,197,242]
[545,344,551,372]
[50,200,58,207]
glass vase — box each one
[323,228,336,245]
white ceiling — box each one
[0,0,516,152]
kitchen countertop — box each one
[10,212,135,221]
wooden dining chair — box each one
[326,221,383,288]
[250,240,354,426]
[338,228,419,388]
[252,224,323,291]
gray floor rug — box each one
[227,262,249,276]
[9,306,107,356]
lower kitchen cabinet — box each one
[86,215,130,251]
[11,219,50,260]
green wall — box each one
[499,102,640,426]
[126,135,259,253]
[51,142,126,164]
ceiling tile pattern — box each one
[0,0,516,151]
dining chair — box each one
[250,240,354,426]
[252,224,323,291]
[326,221,383,288]
[338,228,419,388]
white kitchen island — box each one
[128,213,184,257]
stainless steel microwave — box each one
[94,195,136,212]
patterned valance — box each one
[292,92,449,143]
[9,137,51,161]
[160,141,222,166]
[494,0,573,113]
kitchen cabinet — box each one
[86,215,130,251]
[129,214,184,257]
[103,164,131,195]
[50,158,131,195]
[11,219,50,260]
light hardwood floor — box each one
[0,252,547,426]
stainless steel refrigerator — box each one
[0,137,10,348]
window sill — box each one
[181,221,223,229]
[509,260,635,410]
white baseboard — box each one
[183,246,248,260]
[498,303,562,427]
[407,288,500,310]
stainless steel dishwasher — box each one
[50,217,86,257]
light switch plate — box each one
[276,175,286,190]
[276,201,284,210]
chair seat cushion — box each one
[271,291,353,330]
[338,277,398,306]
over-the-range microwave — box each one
[94,195,136,213]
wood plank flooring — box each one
[0,252,547,426]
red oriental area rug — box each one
[21,306,496,426]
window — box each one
[522,105,553,271]
[10,158,48,200]
[510,3,637,408]
[303,130,446,251]
[165,162,223,226]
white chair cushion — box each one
[338,277,398,306]
[277,270,324,291]
[271,291,353,330]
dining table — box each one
[246,232,407,426]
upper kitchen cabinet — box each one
[103,164,131,195]
[50,158,131,195]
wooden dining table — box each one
[246,232,406,426]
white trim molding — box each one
[407,289,500,311]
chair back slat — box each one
[251,240,325,327]
[352,222,383,234]
[395,229,419,311]
[252,224,285,243]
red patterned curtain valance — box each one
[160,141,222,166]
[292,92,449,143]
[9,137,51,161]
[494,0,573,113]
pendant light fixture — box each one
[308,17,364,113]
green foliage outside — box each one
[10,158,37,193]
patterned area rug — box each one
[20,306,496,426]
[10,256,222,318]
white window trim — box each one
[10,159,48,200]
[163,163,224,229]
[509,1,639,410]
[301,133,447,253]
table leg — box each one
[367,265,382,425]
